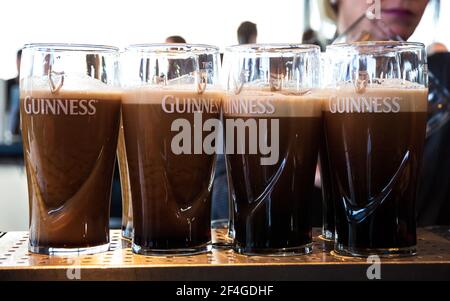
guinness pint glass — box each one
[223,44,323,255]
[20,44,121,255]
[324,42,428,257]
[121,44,222,255]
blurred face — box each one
[427,42,448,55]
[337,0,429,40]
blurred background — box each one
[1,0,449,231]
[1,0,449,79]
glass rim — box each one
[327,41,425,52]
[22,43,119,53]
[225,43,320,54]
[125,43,220,54]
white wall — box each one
[0,164,28,231]
[0,0,304,80]
[1,0,449,80]
[409,0,450,47]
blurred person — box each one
[319,0,450,226]
[86,54,100,79]
[320,0,428,40]
[420,41,450,226]
[237,21,260,81]
[5,49,22,143]
[237,21,257,44]
[427,42,448,56]
[165,35,186,43]
[165,36,196,79]
[138,36,187,82]
[302,28,324,50]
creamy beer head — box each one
[223,89,324,118]
[324,80,428,114]
[21,89,121,117]
[123,86,222,112]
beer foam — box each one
[223,89,324,118]
[20,75,122,100]
[322,83,428,113]
[122,86,224,105]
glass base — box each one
[317,236,334,252]
[212,223,234,249]
[227,227,235,240]
[334,243,416,258]
[29,242,110,256]
[121,228,133,241]
[235,243,313,256]
[212,237,234,249]
[319,229,335,242]
[132,242,212,256]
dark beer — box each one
[224,90,322,255]
[319,123,336,241]
[122,88,222,254]
[21,90,121,253]
[324,86,427,256]
[117,117,133,240]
